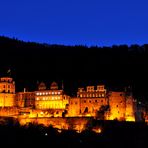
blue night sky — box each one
[0,0,148,47]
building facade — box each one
[0,77,15,107]
[35,82,69,110]
[15,91,35,108]
[0,76,138,122]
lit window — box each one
[46,92,48,95]
[52,92,54,95]
[43,92,45,95]
[58,92,60,94]
[43,97,45,100]
[40,93,42,95]
[36,98,39,100]
[55,92,57,94]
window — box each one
[117,105,118,107]
[95,100,97,103]
[84,100,86,103]
[89,100,91,103]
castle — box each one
[0,76,137,123]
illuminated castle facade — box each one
[0,77,15,107]
[0,76,137,122]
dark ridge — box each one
[0,36,148,100]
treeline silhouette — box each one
[0,117,147,148]
[0,36,148,100]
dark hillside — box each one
[0,36,148,99]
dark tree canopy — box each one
[0,36,148,101]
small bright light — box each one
[57,129,62,133]
[92,127,102,134]
[45,133,48,136]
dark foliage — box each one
[0,36,148,100]
[0,117,148,148]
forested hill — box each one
[0,36,148,100]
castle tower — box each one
[0,77,15,107]
[125,95,136,121]
[108,91,126,121]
